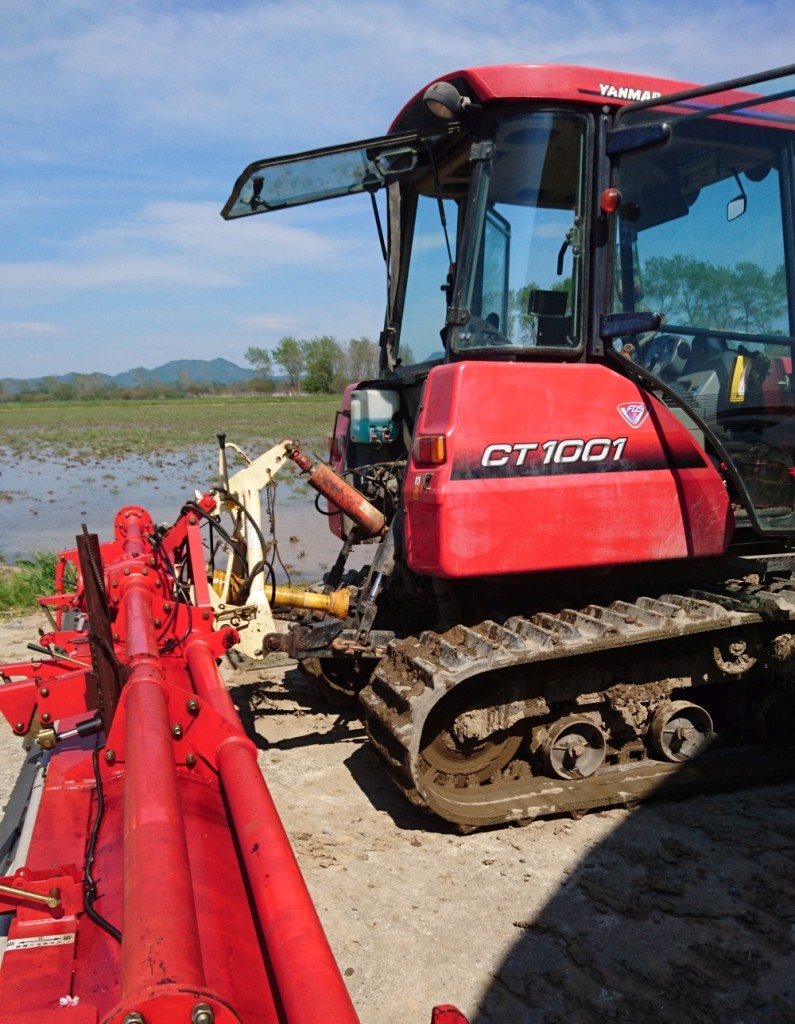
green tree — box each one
[244,345,274,393]
[347,336,379,382]
[273,336,304,393]
[302,335,345,394]
[731,262,782,334]
[642,254,785,334]
[397,343,415,366]
[642,256,683,321]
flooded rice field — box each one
[0,445,367,582]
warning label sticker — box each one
[5,932,76,951]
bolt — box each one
[142,566,148,576]
[191,1002,214,1024]
[149,557,156,567]
[123,567,130,576]
[675,724,695,742]
[113,632,120,642]
[202,610,210,621]
[154,618,162,628]
[186,699,200,714]
[163,602,172,612]
[41,712,51,724]
[40,687,50,698]
[188,515,197,525]
[105,749,116,764]
[122,1013,145,1024]
[185,753,197,768]
[15,722,25,733]
[112,579,119,588]
[171,723,183,739]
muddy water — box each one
[0,448,369,582]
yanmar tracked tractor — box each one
[222,62,795,830]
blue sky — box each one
[3,0,795,380]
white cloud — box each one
[0,198,373,309]
[237,314,307,333]
[0,321,64,337]
[6,0,792,166]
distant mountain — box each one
[111,358,255,388]
[1,358,255,394]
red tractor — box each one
[224,62,795,830]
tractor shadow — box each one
[468,778,795,1024]
[227,661,365,752]
[226,657,452,833]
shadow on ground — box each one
[229,660,455,833]
[470,779,795,1024]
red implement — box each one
[0,503,360,1024]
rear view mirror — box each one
[727,171,747,222]
[727,194,747,221]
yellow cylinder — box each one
[269,585,350,619]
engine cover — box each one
[404,362,733,577]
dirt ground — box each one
[1,611,795,1024]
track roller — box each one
[649,700,714,762]
[752,688,795,746]
[537,715,606,779]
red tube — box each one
[288,447,385,537]
[185,637,360,1024]
[217,736,360,1024]
[120,578,205,1000]
[184,636,242,728]
[122,576,161,670]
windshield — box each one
[449,110,589,354]
[612,71,795,534]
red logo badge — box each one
[617,402,648,428]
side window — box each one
[398,195,458,365]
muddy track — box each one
[360,576,795,829]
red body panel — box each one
[404,363,733,578]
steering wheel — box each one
[641,334,691,378]
[463,315,512,347]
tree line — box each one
[0,371,251,404]
[245,336,380,394]
[0,336,382,403]
[641,255,786,335]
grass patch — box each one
[0,552,60,618]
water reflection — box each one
[0,448,364,582]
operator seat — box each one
[677,339,740,426]
[679,342,777,435]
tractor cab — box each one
[223,62,795,550]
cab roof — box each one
[390,63,696,132]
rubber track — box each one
[359,578,795,829]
